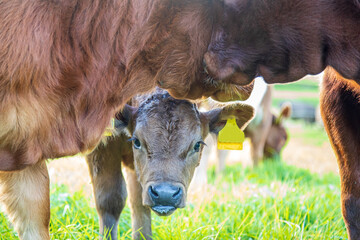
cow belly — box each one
[0,97,109,171]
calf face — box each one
[116,92,254,216]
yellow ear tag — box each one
[217,118,245,150]
[103,118,115,137]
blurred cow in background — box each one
[190,79,291,193]
[245,99,291,166]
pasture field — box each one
[0,159,346,239]
[272,75,320,108]
[0,75,346,239]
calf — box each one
[217,100,291,171]
[86,90,254,240]
[245,97,291,165]
[200,79,291,169]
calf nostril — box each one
[149,186,159,198]
[172,187,182,199]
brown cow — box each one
[202,1,360,238]
[1,0,359,239]
[0,1,253,239]
[86,89,254,239]
[245,96,291,165]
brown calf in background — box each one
[190,84,290,195]
[86,90,254,240]
[216,100,291,172]
[245,95,291,166]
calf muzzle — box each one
[148,183,183,216]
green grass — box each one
[274,78,319,93]
[0,161,346,240]
[290,122,330,147]
[272,97,319,108]
[272,77,320,108]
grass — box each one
[272,97,319,108]
[274,78,319,93]
[289,121,330,147]
[0,161,346,240]
[272,76,320,108]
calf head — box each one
[116,92,254,216]
[264,103,292,159]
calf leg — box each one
[0,161,50,240]
[124,167,151,240]
[86,148,127,240]
[320,69,360,239]
[250,135,267,166]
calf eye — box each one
[133,138,141,149]
[193,141,205,152]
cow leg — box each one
[248,116,272,166]
[320,70,360,239]
[0,161,50,240]
[250,134,267,166]
[124,167,152,240]
[86,150,127,240]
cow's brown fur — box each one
[1,0,360,238]
[0,1,254,238]
[320,68,360,239]
[202,1,360,238]
[204,0,360,85]
[86,90,254,239]
[0,0,211,172]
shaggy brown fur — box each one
[0,0,254,172]
[204,0,360,85]
[0,1,253,239]
[320,68,360,239]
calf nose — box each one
[148,183,182,207]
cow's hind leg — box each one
[86,146,127,240]
[0,161,50,240]
[124,167,152,240]
[320,69,360,239]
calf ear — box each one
[114,104,137,133]
[202,103,255,134]
[276,102,292,124]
